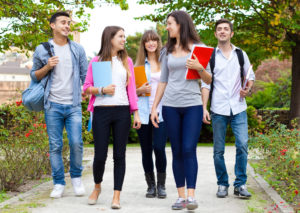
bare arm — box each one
[150,82,167,128]
[201,87,211,124]
[34,56,59,81]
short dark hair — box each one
[215,18,233,32]
[50,11,70,24]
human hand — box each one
[103,84,116,95]
[203,108,211,124]
[47,56,59,69]
[186,53,204,71]
[133,111,141,129]
[150,108,159,128]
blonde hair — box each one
[135,30,162,66]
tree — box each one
[0,0,128,53]
[137,0,300,124]
[126,32,142,63]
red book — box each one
[185,45,214,80]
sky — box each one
[80,0,160,57]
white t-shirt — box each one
[149,71,161,113]
[48,40,73,104]
[94,56,129,106]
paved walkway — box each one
[4,147,275,213]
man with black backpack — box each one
[30,11,87,198]
[201,19,255,198]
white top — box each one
[48,40,73,104]
[149,71,161,113]
[201,44,255,116]
[94,56,129,106]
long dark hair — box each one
[135,30,162,66]
[166,10,200,53]
[97,26,130,83]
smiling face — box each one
[166,16,180,38]
[50,15,71,38]
[144,39,158,53]
[214,23,234,43]
[111,29,126,52]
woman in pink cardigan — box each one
[83,26,141,209]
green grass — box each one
[1,202,46,213]
[0,191,10,203]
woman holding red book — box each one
[150,10,212,210]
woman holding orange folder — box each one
[83,26,141,209]
[150,11,212,210]
[135,30,168,199]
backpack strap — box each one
[208,48,216,103]
[41,42,53,57]
[235,48,244,87]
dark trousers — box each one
[92,106,131,191]
[137,119,167,174]
[162,105,203,189]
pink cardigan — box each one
[83,56,138,113]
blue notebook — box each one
[92,61,112,88]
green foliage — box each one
[249,122,300,205]
[0,191,10,203]
[126,32,142,63]
[246,71,291,109]
[0,0,128,53]
[137,0,300,66]
[0,101,69,191]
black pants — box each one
[137,119,167,173]
[92,106,131,191]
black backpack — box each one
[208,48,245,102]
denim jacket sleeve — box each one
[30,45,45,82]
[78,45,88,84]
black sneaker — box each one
[234,185,252,198]
[216,185,228,198]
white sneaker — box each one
[71,177,85,196]
[50,184,65,198]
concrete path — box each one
[23,146,259,213]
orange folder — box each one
[185,45,214,80]
[134,66,150,97]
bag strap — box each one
[208,48,216,103]
[40,42,53,87]
[235,48,245,87]
[41,42,53,57]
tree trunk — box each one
[290,42,300,126]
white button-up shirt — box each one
[201,44,255,116]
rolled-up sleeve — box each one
[242,51,255,81]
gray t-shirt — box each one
[160,51,202,107]
[48,40,73,105]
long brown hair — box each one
[97,26,130,83]
[166,10,201,53]
[135,30,162,66]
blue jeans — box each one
[162,105,203,189]
[137,120,167,173]
[45,102,83,185]
[211,110,248,187]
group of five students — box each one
[30,10,254,211]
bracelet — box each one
[199,68,204,73]
[101,87,105,95]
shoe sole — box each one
[216,193,228,198]
[157,195,166,199]
[234,192,251,199]
[146,194,156,198]
[186,203,198,210]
